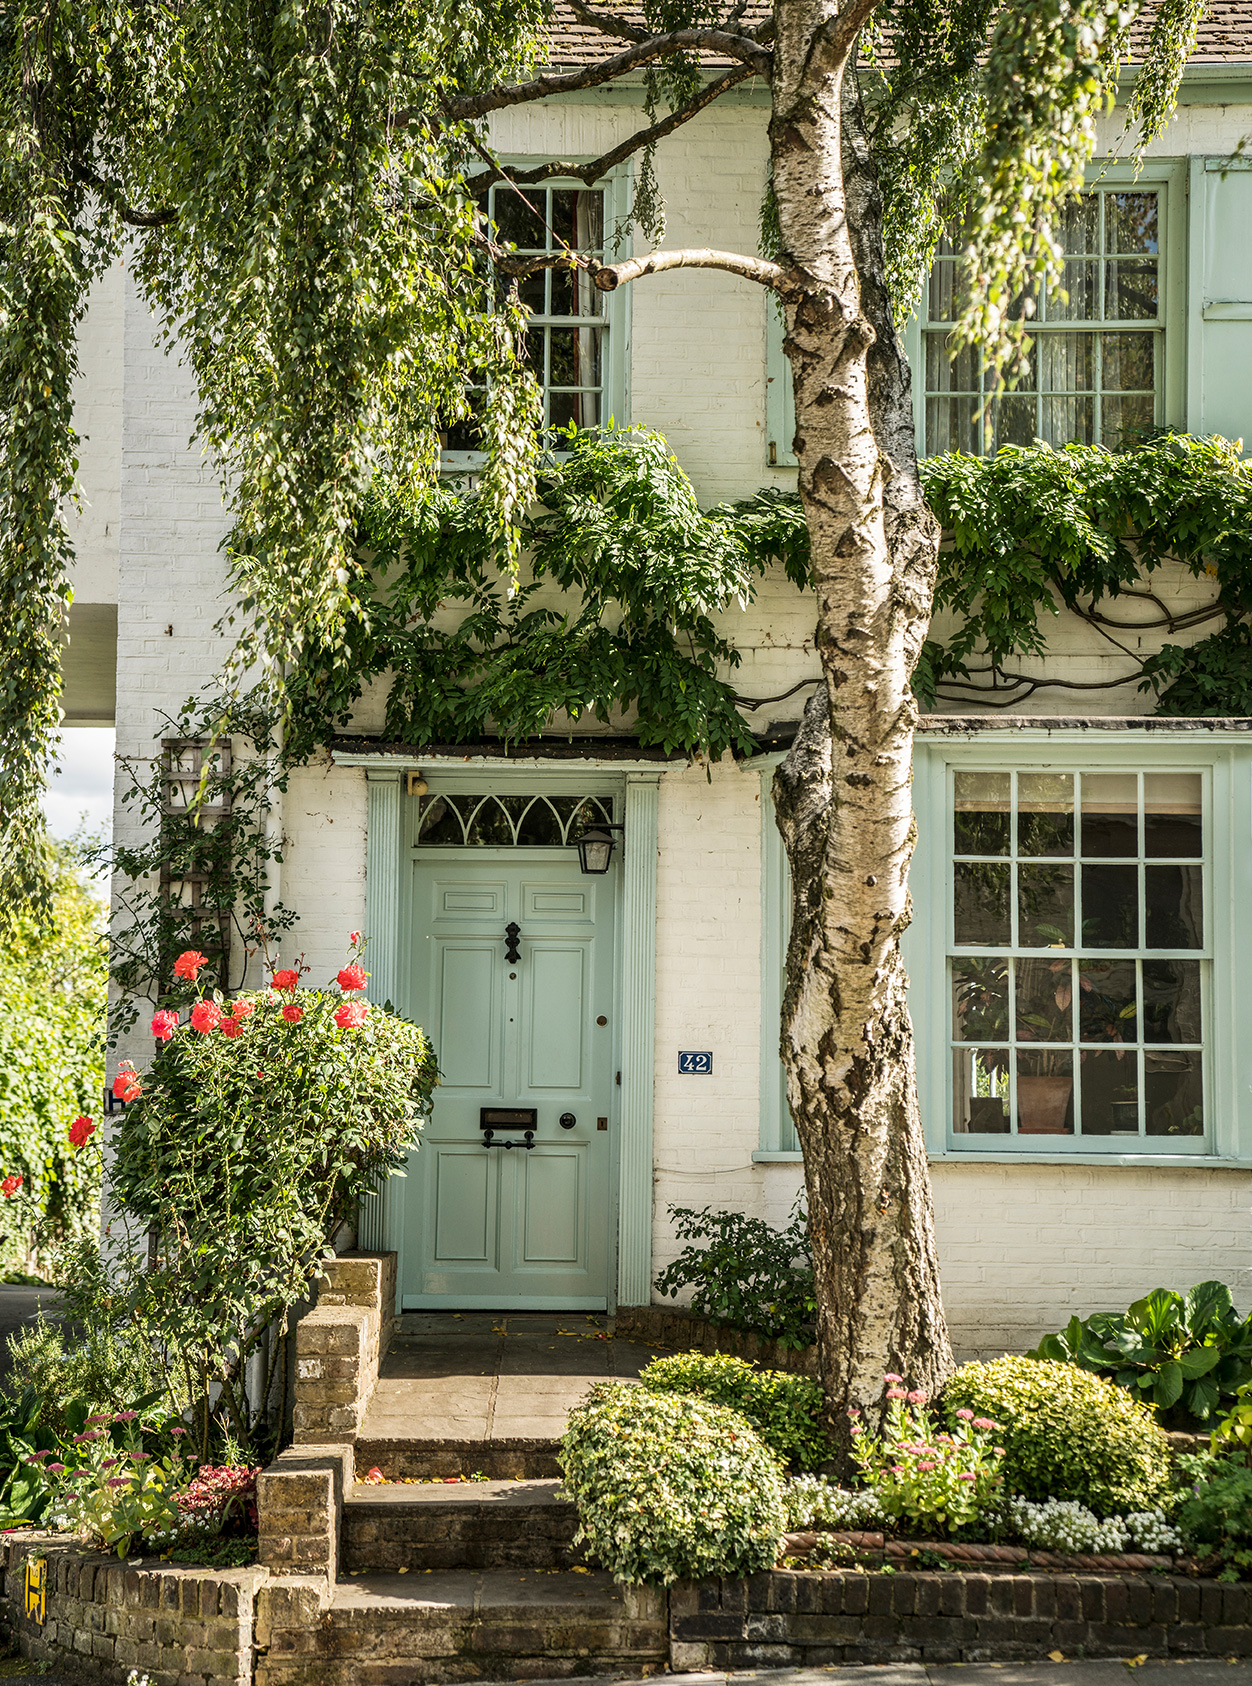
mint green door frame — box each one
[343,754,659,1314]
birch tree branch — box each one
[591,247,809,299]
[467,64,757,189]
[440,30,772,117]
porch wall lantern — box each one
[576,823,624,875]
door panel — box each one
[403,853,616,1309]
[521,1150,582,1263]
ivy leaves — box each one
[289,426,812,761]
[916,434,1252,708]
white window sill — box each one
[929,1150,1248,1170]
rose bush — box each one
[98,936,437,1453]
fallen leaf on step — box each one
[1048,1653,1064,1663]
[397,1567,409,1575]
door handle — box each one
[482,1128,535,1150]
[504,922,521,964]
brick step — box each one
[342,1478,583,1572]
[255,1568,667,1686]
[353,1436,562,1481]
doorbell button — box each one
[559,1113,577,1129]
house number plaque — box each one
[678,1051,713,1074]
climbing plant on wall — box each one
[914,432,1252,711]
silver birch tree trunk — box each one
[768,0,953,1437]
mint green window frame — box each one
[908,730,1252,1165]
[765,300,797,468]
[758,765,801,1157]
[904,160,1186,458]
[441,167,633,472]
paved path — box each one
[477,1667,1252,1686]
[359,1312,661,1444]
[0,1285,59,1387]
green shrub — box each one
[5,1298,166,1442]
[1032,1281,1252,1423]
[652,1202,814,1348]
[942,1356,1172,1517]
[639,1351,833,1471]
[559,1381,786,1584]
[1175,1457,1252,1579]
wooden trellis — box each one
[160,738,233,993]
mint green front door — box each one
[403,857,617,1308]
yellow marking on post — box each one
[24,1559,46,1626]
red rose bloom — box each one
[190,1000,223,1034]
[281,1004,304,1024]
[173,950,208,981]
[271,968,299,991]
[230,999,255,1021]
[220,1019,242,1039]
[113,1066,142,1103]
[69,1116,95,1148]
[334,1000,369,1030]
[151,1009,179,1041]
[336,964,368,993]
[1,1175,22,1199]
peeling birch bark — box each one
[768,4,952,1441]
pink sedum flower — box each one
[972,1417,996,1431]
[151,1009,179,1040]
[954,1408,975,1421]
[907,1389,928,1404]
[884,1373,904,1384]
[885,1387,906,1400]
[957,1472,977,1483]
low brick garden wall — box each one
[670,1569,1252,1669]
[0,1533,264,1686]
[292,1250,396,1444]
[614,1304,818,1376]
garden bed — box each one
[781,1529,1180,1574]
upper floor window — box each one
[923,188,1162,455]
[442,183,610,459]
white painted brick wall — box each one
[68,261,124,605]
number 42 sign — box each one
[678,1051,713,1074]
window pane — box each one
[1016,1050,1074,1134]
[524,326,546,379]
[551,188,603,252]
[1047,258,1098,320]
[1144,773,1202,856]
[550,264,604,318]
[1042,396,1094,446]
[954,771,1010,854]
[1038,332,1095,391]
[464,797,516,845]
[1016,957,1074,1042]
[442,387,486,454]
[955,862,1011,945]
[1102,333,1155,391]
[1082,863,1140,948]
[1018,864,1074,947]
[1145,864,1203,948]
[1057,194,1099,255]
[952,956,1010,1042]
[1101,393,1155,446]
[927,394,980,456]
[993,395,1037,449]
[491,187,548,250]
[929,259,968,321]
[416,795,469,844]
[1080,1048,1140,1135]
[926,334,981,393]
[517,268,546,314]
[1078,959,1138,1042]
[1081,772,1137,856]
[515,798,564,846]
[1106,192,1158,255]
[1143,959,1202,1044]
[1145,1051,1203,1136]
[549,326,602,388]
[1106,259,1159,320]
[549,389,601,431]
[953,1049,1011,1132]
[1018,773,1073,855]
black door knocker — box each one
[504,922,521,964]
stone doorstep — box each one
[341,1478,583,1572]
[353,1438,563,1481]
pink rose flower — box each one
[221,1019,242,1039]
[190,999,223,1034]
[173,950,208,981]
[0,1175,22,1199]
[335,1000,369,1030]
[337,964,368,992]
[271,968,299,991]
[282,1004,303,1024]
[69,1115,95,1147]
[151,1009,179,1040]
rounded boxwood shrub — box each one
[559,1381,786,1584]
[942,1356,1172,1517]
[639,1351,833,1471]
